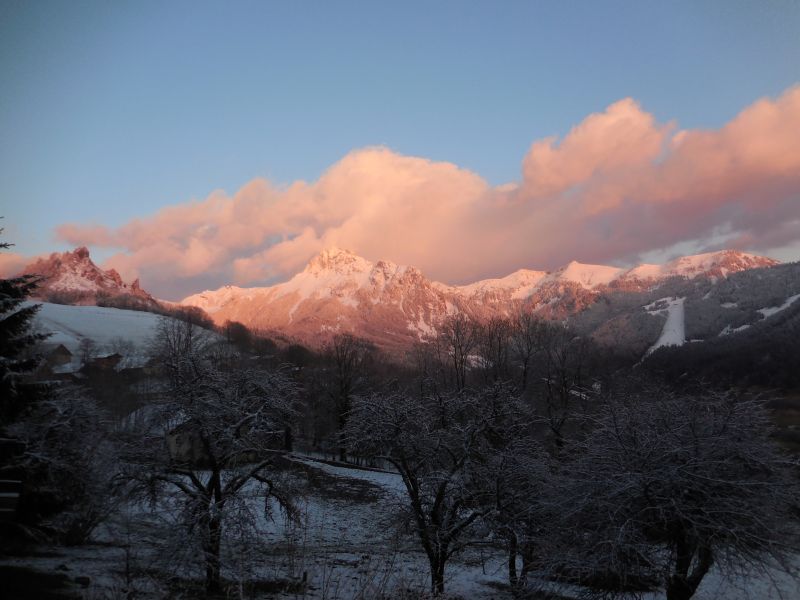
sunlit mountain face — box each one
[176,247,779,351]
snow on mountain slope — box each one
[645,297,686,354]
[178,248,778,350]
[183,248,448,347]
[622,250,778,282]
[444,269,548,299]
[757,293,800,318]
[32,302,164,355]
[19,247,157,306]
[181,285,256,314]
[554,261,623,287]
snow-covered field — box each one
[31,302,164,355]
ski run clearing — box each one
[645,297,686,355]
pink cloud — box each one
[54,86,800,299]
[522,98,672,204]
[0,252,31,278]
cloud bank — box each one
[53,85,800,299]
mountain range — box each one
[18,246,800,358]
[179,247,782,351]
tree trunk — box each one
[429,552,446,596]
[520,542,533,582]
[337,413,348,462]
[507,531,518,586]
[284,425,293,452]
[205,514,222,593]
[666,540,713,600]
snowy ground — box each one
[31,302,164,355]
[0,457,511,599]
[2,456,798,599]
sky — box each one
[1,0,799,299]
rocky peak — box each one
[19,247,156,306]
[304,247,373,276]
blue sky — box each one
[1,0,799,290]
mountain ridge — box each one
[180,247,779,349]
[13,245,792,354]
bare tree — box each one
[347,383,519,595]
[122,317,299,593]
[475,316,513,384]
[78,337,97,365]
[540,383,800,600]
[439,313,479,392]
[323,332,373,462]
[531,323,593,450]
[509,308,549,391]
[472,397,549,587]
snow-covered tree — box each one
[540,384,800,600]
[480,432,550,587]
[121,317,299,593]
[10,386,118,545]
[0,228,47,425]
[347,382,522,595]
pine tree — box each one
[0,229,47,426]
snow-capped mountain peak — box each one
[620,250,778,282]
[554,261,624,288]
[19,247,156,306]
[661,250,778,278]
[303,247,374,276]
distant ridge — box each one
[180,247,779,350]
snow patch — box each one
[757,293,800,318]
[719,323,751,336]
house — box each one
[166,421,209,465]
[46,344,73,367]
[165,420,281,466]
[85,353,123,371]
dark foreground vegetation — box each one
[2,233,799,599]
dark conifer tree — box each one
[0,228,47,427]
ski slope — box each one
[645,297,686,355]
